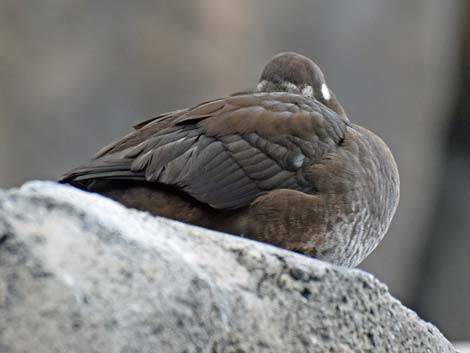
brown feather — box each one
[60,52,399,268]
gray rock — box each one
[0,181,456,353]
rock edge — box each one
[0,181,456,353]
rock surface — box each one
[0,181,456,353]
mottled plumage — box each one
[61,52,399,267]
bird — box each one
[61,52,399,267]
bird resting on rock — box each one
[61,52,400,267]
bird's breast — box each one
[306,124,400,266]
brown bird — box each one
[61,52,399,267]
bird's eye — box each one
[321,83,331,101]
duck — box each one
[61,52,400,267]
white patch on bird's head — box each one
[256,80,302,94]
[301,85,314,98]
[256,80,268,92]
[321,83,331,101]
[284,81,299,93]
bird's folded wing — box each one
[61,93,346,210]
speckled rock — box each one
[0,181,456,353]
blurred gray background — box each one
[1,0,468,341]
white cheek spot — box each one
[321,83,331,101]
[301,85,314,97]
[256,80,268,92]
[284,81,299,93]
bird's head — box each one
[256,52,346,117]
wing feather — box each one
[61,93,347,209]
